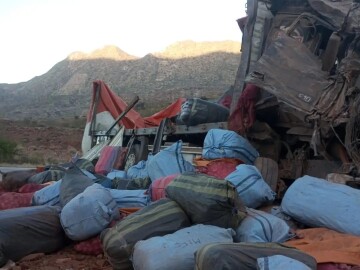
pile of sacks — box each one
[1,128,360,270]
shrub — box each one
[0,138,17,162]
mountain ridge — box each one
[0,40,241,120]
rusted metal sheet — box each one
[308,0,360,32]
[247,33,333,113]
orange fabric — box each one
[284,228,360,266]
[87,80,185,129]
[87,80,145,128]
[144,97,186,127]
[119,207,141,218]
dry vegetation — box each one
[0,118,84,166]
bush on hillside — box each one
[0,138,17,162]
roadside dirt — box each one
[0,119,84,166]
[5,245,112,270]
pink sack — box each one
[0,192,34,210]
[18,183,47,193]
[95,146,121,175]
[150,174,179,201]
[196,158,243,179]
[74,235,103,256]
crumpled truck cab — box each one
[233,0,360,181]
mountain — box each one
[0,41,241,120]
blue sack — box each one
[257,255,312,270]
[234,208,293,243]
[127,160,149,180]
[109,189,149,208]
[60,183,120,241]
[202,129,259,164]
[281,175,360,236]
[225,164,275,208]
[32,180,62,207]
[133,224,235,270]
[146,140,195,182]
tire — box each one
[254,157,278,192]
[124,136,149,171]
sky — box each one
[0,0,247,84]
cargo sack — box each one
[281,175,360,236]
[74,158,95,173]
[28,170,65,184]
[0,169,37,192]
[165,173,246,229]
[95,146,124,175]
[114,147,128,170]
[0,192,33,210]
[60,183,119,241]
[257,255,312,270]
[149,174,178,201]
[194,242,317,270]
[112,178,131,190]
[234,208,293,243]
[126,177,151,190]
[101,198,190,270]
[59,170,94,207]
[202,129,259,164]
[79,169,97,180]
[31,180,62,207]
[74,235,103,256]
[225,164,276,208]
[0,187,6,196]
[80,169,112,188]
[18,183,47,193]
[178,98,229,126]
[146,140,195,182]
[195,158,242,179]
[127,161,149,180]
[0,205,67,267]
[109,189,149,208]
[132,224,234,270]
[93,174,112,188]
[107,170,127,180]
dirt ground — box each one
[4,245,112,270]
[0,119,84,166]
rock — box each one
[37,266,59,270]
[19,253,45,262]
[55,258,71,264]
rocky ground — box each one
[4,246,112,270]
[0,119,84,166]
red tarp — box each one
[144,97,186,127]
[87,80,185,129]
[228,84,260,135]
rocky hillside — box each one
[0,41,241,120]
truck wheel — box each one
[124,137,149,171]
[254,157,278,192]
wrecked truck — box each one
[81,80,230,171]
[82,0,360,191]
[232,0,360,186]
